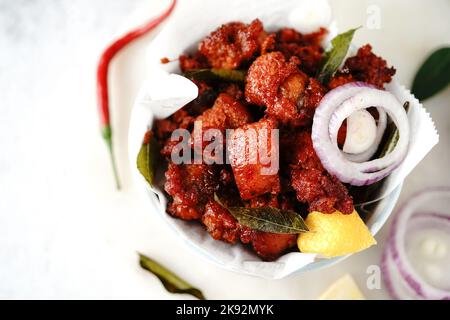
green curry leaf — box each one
[318,27,360,84]
[412,47,450,101]
[214,194,308,234]
[137,134,157,186]
[139,253,206,300]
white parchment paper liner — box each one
[128,0,439,279]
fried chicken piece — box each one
[154,118,178,141]
[247,193,280,209]
[219,167,234,187]
[228,117,281,199]
[199,19,266,69]
[172,109,196,130]
[291,169,354,214]
[280,73,308,105]
[284,131,354,214]
[153,108,193,140]
[245,52,300,107]
[179,52,210,72]
[215,168,246,208]
[245,52,312,126]
[156,108,197,158]
[337,121,348,147]
[247,193,297,211]
[277,27,326,47]
[202,200,241,244]
[164,163,220,220]
[191,93,253,163]
[275,28,327,75]
[261,33,276,54]
[195,93,252,132]
[221,83,244,100]
[344,44,396,88]
[303,78,327,110]
[160,137,183,158]
[157,83,224,157]
[296,77,328,126]
[250,232,297,261]
[281,131,324,171]
[154,81,217,143]
[328,71,355,90]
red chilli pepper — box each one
[97,0,177,189]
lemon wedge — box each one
[298,210,376,257]
[318,274,366,300]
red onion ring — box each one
[407,212,450,231]
[312,82,410,186]
[382,243,422,299]
[333,91,409,172]
[383,187,450,299]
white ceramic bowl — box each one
[127,0,410,279]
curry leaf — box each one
[318,27,360,84]
[137,135,157,186]
[412,47,450,101]
[184,68,247,82]
[214,194,308,234]
[378,102,410,158]
[139,253,206,300]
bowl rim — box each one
[127,2,405,276]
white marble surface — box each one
[0,0,449,299]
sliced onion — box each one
[382,245,422,300]
[312,82,410,186]
[342,109,377,154]
[342,108,387,163]
[331,90,409,173]
[383,187,450,299]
